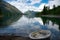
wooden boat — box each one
[29,30,51,40]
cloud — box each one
[46,0,60,9]
[5,0,42,13]
[7,0,28,12]
[38,3,46,10]
[30,0,42,5]
[5,0,60,13]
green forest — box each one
[36,5,60,17]
[35,5,60,29]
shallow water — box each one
[0,15,60,40]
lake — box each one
[0,15,60,40]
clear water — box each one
[0,15,60,40]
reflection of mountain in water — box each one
[0,15,45,37]
[0,15,60,40]
[0,0,22,26]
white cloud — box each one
[30,0,42,5]
[5,0,60,13]
[6,0,43,13]
[38,3,46,10]
[46,0,60,9]
[7,0,28,13]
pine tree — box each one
[42,6,47,15]
[53,5,56,15]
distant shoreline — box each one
[40,15,60,18]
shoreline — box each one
[40,15,60,18]
[0,36,30,40]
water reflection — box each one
[0,15,44,37]
[0,15,60,40]
[41,17,60,30]
[41,17,60,40]
[45,21,59,31]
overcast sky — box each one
[5,0,60,13]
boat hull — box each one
[29,30,51,40]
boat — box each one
[29,30,51,40]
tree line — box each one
[36,5,60,16]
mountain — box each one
[24,10,37,17]
[25,10,36,15]
[0,0,22,26]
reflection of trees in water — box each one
[41,17,60,30]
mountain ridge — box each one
[0,0,22,26]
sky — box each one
[4,0,60,13]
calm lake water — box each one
[0,15,60,40]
